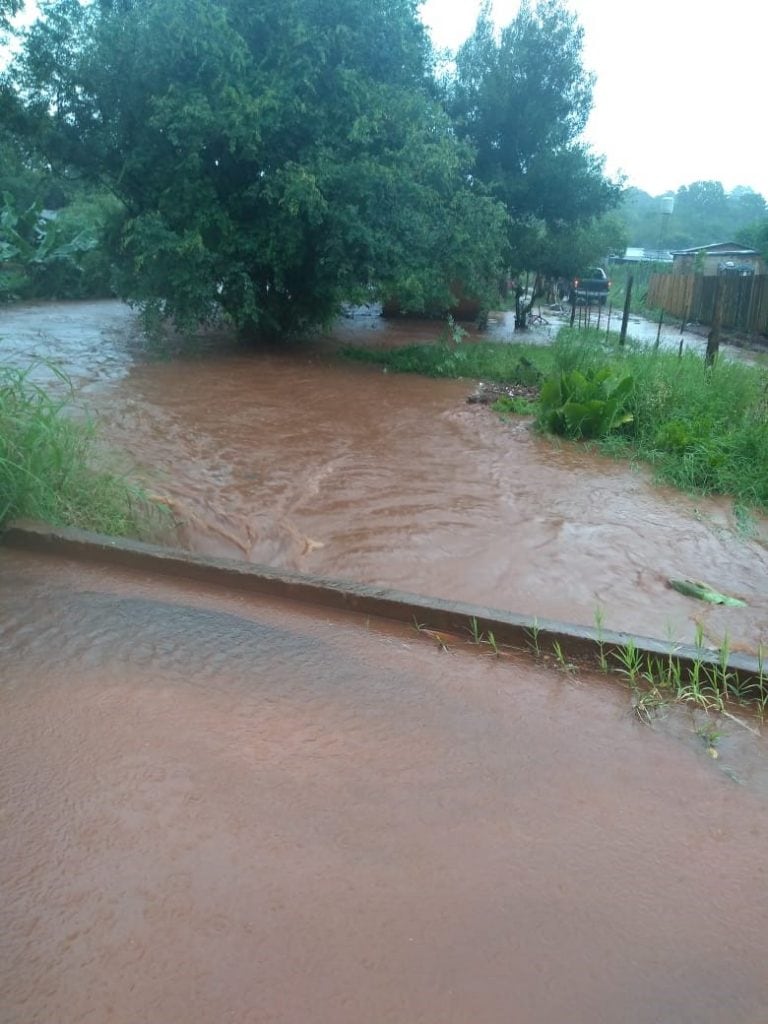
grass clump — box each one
[0,364,154,536]
[341,340,550,385]
[548,329,768,510]
[491,395,538,415]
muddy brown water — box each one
[3,549,768,1024]
[1,299,767,651]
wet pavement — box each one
[2,548,768,1024]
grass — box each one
[341,339,551,385]
[491,394,538,415]
[341,326,768,513]
[550,328,768,510]
[416,607,768,724]
[526,617,541,656]
[466,617,504,659]
[602,620,768,722]
[0,364,158,537]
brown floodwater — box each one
[3,548,768,1024]
[2,299,767,651]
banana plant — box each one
[0,191,96,267]
[538,366,634,439]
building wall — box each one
[672,252,764,276]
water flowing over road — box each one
[3,549,768,1024]
[1,298,766,650]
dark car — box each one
[570,267,610,306]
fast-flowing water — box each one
[1,298,766,649]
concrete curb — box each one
[3,522,764,690]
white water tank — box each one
[660,196,675,216]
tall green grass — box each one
[0,365,153,535]
[551,329,768,509]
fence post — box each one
[680,275,692,334]
[746,274,757,335]
[619,274,633,347]
[705,275,723,366]
[653,308,664,350]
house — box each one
[612,247,673,265]
[671,241,763,276]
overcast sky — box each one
[420,0,768,199]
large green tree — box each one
[15,0,507,334]
[737,219,768,262]
[447,0,620,318]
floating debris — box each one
[668,579,747,607]
[467,381,540,405]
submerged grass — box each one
[342,327,768,512]
[618,636,768,726]
[417,609,768,719]
[0,364,156,536]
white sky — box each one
[420,0,768,199]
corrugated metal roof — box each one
[671,241,759,256]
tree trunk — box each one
[515,272,542,331]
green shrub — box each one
[537,366,634,439]
[653,420,697,453]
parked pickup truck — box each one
[570,267,610,306]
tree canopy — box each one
[448,0,620,274]
[14,0,508,334]
[10,0,626,333]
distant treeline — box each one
[618,182,768,256]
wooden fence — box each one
[646,274,768,336]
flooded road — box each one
[3,548,768,1024]
[1,299,766,649]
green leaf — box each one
[668,579,747,607]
